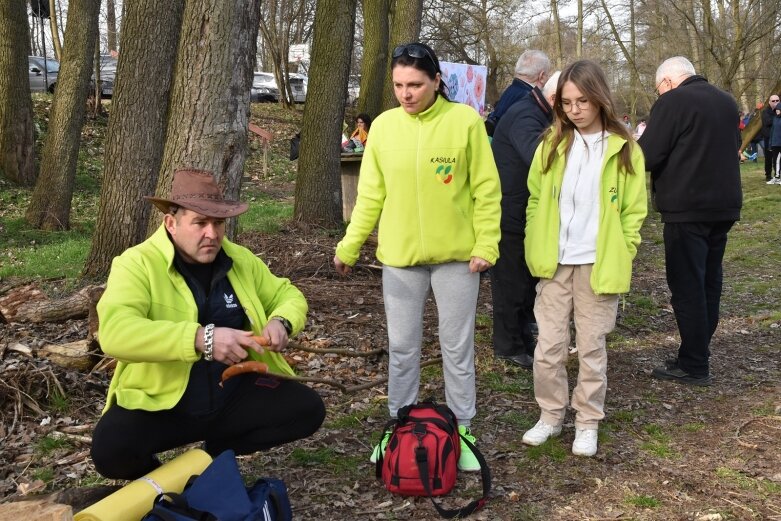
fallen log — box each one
[0,285,104,324]
[0,499,73,520]
[37,339,96,372]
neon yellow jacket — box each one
[97,225,306,413]
[525,133,648,294]
[335,96,501,267]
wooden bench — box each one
[340,153,363,221]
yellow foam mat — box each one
[74,448,212,521]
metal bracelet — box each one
[203,323,215,361]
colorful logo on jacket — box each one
[609,186,618,211]
[435,164,454,184]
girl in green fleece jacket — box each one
[333,42,501,473]
[521,60,647,457]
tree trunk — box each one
[356,0,390,120]
[106,0,118,51]
[82,0,185,279]
[550,0,563,68]
[381,0,423,111]
[293,0,356,225]
[151,0,262,239]
[0,0,36,186]
[48,0,63,61]
[25,0,101,231]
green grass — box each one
[239,191,293,234]
[31,467,55,484]
[499,410,538,429]
[35,435,71,457]
[625,493,661,508]
[524,437,568,462]
[482,370,532,394]
[639,423,678,459]
[48,388,71,414]
[716,467,781,495]
[289,447,363,475]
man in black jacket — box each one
[489,71,560,368]
[761,94,780,181]
[639,56,742,386]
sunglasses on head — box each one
[392,44,437,68]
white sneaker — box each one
[775,178,781,185]
[572,428,598,456]
[522,419,562,446]
[767,178,777,185]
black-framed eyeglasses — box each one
[392,44,437,68]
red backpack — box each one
[375,401,491,518]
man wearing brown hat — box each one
[91,169,325,480]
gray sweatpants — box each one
[382,262,480,425]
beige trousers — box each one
[533,264,618,429]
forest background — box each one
[0,0,780,519]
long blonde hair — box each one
[541,60,637,175]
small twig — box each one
[344,357,443,393]
[51,431,93,444]
[288,340,384,357]
[735,415,781,449]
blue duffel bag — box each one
[142,450,292,521]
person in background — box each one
[484,50,552,136]
[639,56,742,386]
[333,42,501,472]
[489,70,561,369]
[344,113,372,153]
[622,114,632,128]
[761,95,780,181]
[633,118,647,140]
[91,169,325,480]
[521,60,647,457]
[769,105,781,184]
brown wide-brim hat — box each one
[145,169,248,218]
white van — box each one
[251,72,280,102]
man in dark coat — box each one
[485,50,551,136]
[761,94,780,181]
[489,71,560,368]
[639,56,742,386]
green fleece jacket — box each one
[525,133,648,294]
[97,225,307,413]
[335,95,501,267]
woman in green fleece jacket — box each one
[333,42,501,472]
[520,60,647,457]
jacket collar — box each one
[402,94,447,122]
[529,87,553,121]
[677,74,707,88]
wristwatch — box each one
[270,316,293,335]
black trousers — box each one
[663,221,734,377]
[490,230,537,357]
[764,138,776,179]
[91,376,326,480]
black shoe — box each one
[651,365,713,386]
[497,353,534,369]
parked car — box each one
[96,54,117,98]
[251,72,280,102]
[289,73,307,103]
[28,56,59,93]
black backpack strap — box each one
[414,435,492,519]
[148,493,219,521]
